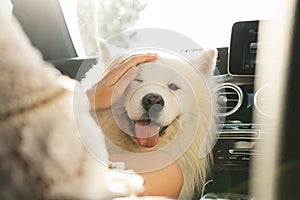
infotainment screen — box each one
[229,21,259,76]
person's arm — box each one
[110,152,183,198]
[138,162,183,198]
[86,54,158,111]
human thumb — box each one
[111,67,139,105]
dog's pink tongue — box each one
[135,122,160,148]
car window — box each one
[59,0,280,57]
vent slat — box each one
[217,92,237,95]
[215,83,243,117]
[227,99,239,102]
[223,106,235,109]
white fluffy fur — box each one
[95,50,217,199]
[0,12,143,199]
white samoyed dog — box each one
[95,48,218,199]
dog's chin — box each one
[130,118,169,148]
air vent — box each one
[215,83,243,117]
[254,85,270,116]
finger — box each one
[111,67,139,105]
[126,53,158,66]
[112,54,157,80]
[108,54,158,86]
[121,66,139,85]
[119,53,157,64]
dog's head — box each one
[121,62,182,148]
[110,50,217,150]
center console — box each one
[205,20,266,198]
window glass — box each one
[60,0,280,57]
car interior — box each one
[10,0,300,199]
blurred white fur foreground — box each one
[0,12,143,199]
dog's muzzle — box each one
[134,93,166,148]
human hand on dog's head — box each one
[87,53,158,111]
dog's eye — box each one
[134,78,143,83]
[168,83,180,91]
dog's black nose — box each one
[142,93,164,111]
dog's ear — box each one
[99,40,112,66]
[195,49,217,76]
